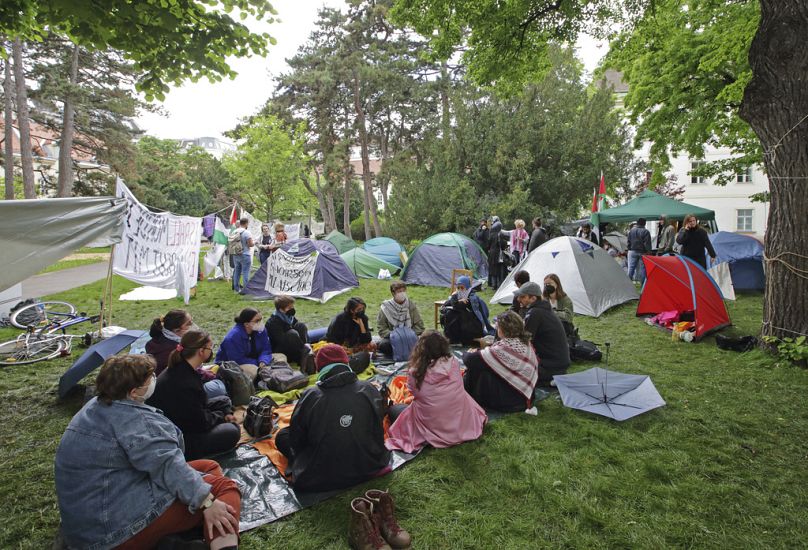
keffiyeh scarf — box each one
[380,298,412,328]
[479,338,539,400]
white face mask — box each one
[394,291,407,303]
[251,321,264,332]
[133,376,156,402]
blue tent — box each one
[709,231,765,291]
[242,239,359,303]
[401,232,488,287]
[362,237,405,267]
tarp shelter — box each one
[341,247,401,279]
[491,237,638,317]
[592,190,715,225]
[323,230,357,254]
[638,255,730,339]
[59,330,147,398]
[242,239,358,303]
[0,197,125,292]
[362,237,405,267]
[709,231,765,290]
[401,232,488,287]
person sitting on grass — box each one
[55,354,240,550]
[385,331,487,453]
[376,281,425,359]
[215,307,272,380]
[441,275,494,345]
[274,344,390,492]
[145,309,194,375]
[326,297,375,353]
[148,330,241,461]
[463,311,539,412]
[266,295,315,373]
[515,281,570,387]
[543,273,574,324]
[510,270,531,316]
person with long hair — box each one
[543,273,574,324]
[386,331,487,453]
[463,311,539,412]
[55,355,240,550]
[215,307,273,379]
[510,219,529,264]
[326,297,374,352]
[676,213,717,269]
[148,330,240,460]
[145,309,194,375]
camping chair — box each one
[434,269,474,328]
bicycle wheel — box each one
[0,335,69,366]
[10,301,77,330]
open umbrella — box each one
[58,330,147,398]
[553,367,665,421]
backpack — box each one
[570,339,603,362]
[227,229,244,255]
[390,326,418,362]
[255,361,309,393]
[244,395,277,438]
[216,361,254,406]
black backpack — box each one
[244,395,278,438]
[217,361,255,406]
[570,339,603,362]
[255,362,309,393]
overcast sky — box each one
[135,2,609,141]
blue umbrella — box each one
[553,367,666,421]
[58,330,147,398]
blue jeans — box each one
[627,251,646,284]
[232,254,251,292]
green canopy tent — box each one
[341,247,401,279]
[323,230,357,255]
[592,190,715,227]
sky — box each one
[135,2,609,142]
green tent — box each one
[341,247,401,278]
[593,190,715,224]
[323,230,357,254]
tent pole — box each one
[103,245,115,329]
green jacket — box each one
[550,295,574,324]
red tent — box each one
[637,255,730,340]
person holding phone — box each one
[676,214,717,270]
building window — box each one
[690,161,705,184]
[736,167,752,183]
[736,209,753,231]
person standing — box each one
[527,217,548,253]
[509,219,529,264]
[657,216,676,254]
[487,216,506,290]
[269,222,288,252]
[627,218,652,284]
[257,223,273,266]
[473,218,489,250]
[676,214,717,270]
[231,217,254,293]
[576,223,598,245]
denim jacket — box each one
[54,397,212,550]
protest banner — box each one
[264,248,319,296]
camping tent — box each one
[602,231,628,253]
[401,233,488,287]
[362,237,405,267]
[637,255,730,339]
[490,236,638,317]
[709,231,765,291]
[593,190,715,224]
[242,239,358,303]
[341,247,401,279]
[323,230,357,254]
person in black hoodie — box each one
[487,216,507,290]
[274,344,390,492]
[676,213,717,270]
[514,282,570,387]
[147,329,240,460]
[326,297,374,352]
[266,295,315,372]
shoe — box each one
[348,497,392,550]
[365,490,412,549]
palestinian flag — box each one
[212,217,228,245]
[203,218,229,277]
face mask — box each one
[353,310,364,319]
[136,376,156,402]
[544,284,556,295]
[394,292,407,303]
[287,308,296,317]
[251,321,264,332]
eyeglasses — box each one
[203,344,218,353]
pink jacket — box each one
[386,356,487,453]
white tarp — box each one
[264,248,319,296]
[0,196,126,292]
[113,179,201,303]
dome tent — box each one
[341,247,401,279]
[708,231,765,291]
[323,230,357,255]
[491,236,638,317]
[401,232,488,287]
[362,237,406,267]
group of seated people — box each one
[54,275,575,549]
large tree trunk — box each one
[343,170,353,239]
[3,52,14,200]
[739,0,808,341]
[302,170,334,231]
[351,68,382,240]
[12,39,35,198]
[325,189,336,232]
[57,44,80,197]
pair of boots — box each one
[348,489,412,550]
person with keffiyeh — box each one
[377,281,425,357]
[463,311,539,412]
[440,276,495,345]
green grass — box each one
[35,258,105,275]
[1,277,807,549]
[74,246,112,254]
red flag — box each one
[598,171,606,195]
[591,187,598,212]
[229,203,239,226]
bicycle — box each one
[0,301,99,366]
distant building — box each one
[177,137,235,160]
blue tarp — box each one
[401,233,488,287]
[362,237,405,267]
[709,231,765,290]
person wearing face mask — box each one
[215,307,273,379]
[266,295,315,372]
[326,297,375,352]
[440,276,494,345]
[376,281,425,358]
[542,273,574,324]
[145,309,194,375]
[257,223,273,266]
[515,282,570,387]
[269,222,288,252]
[148,330,240,461]
[55,354,241,550]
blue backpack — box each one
[390,326,418,362]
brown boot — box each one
[348,497,392,550]
[365,490,412,549]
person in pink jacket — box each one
[386,331,487,453]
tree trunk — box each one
[351,68,381,240]
[3,52,14,200]
[302,170,333,231]
[738,0,808,340]
[12,39,35,199]
[325,189,336,232]
[57,44,80,197]
[343,170,353,239]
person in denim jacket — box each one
[54,355,241,550]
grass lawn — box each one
[35,258,105,275]
[1,276,807,549]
